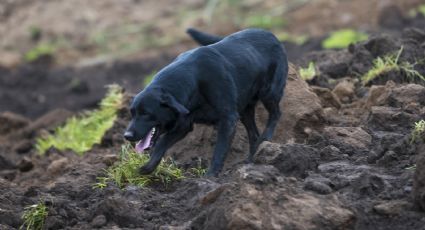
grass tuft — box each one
[411,120,425,144]
[276,32,308,45]
[188,158,207,177]
[361,46,425,85]
[36,84,124,155]
[299,62,317,81]
[20,202,48,230]
[322,29,368,49]
[244,15,286,29]
[25,43,55,62]
[96,144,184,188]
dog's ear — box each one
[160,93,189,116]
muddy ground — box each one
[1,2,425,230]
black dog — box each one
[124,28,288,176]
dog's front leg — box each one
[139,124,192,175]
[206,114,238,176]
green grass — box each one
[24,43,55,62]
[299,62,317,81]
[411,120,425,144]
[409,4,425,17]
[322,29,368,49]
[361,46,425,85]
[36,84,124,155]
[188,158,207,177]
[28,26,41,41]
[20,202,48,230]
[143,71,157,87]
[276,32,308,45]
[244,15,286,29]
[96,144,184,188]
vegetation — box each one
[406,165,417,170]
[28,26,42,41]
[244,15,286,29]
[188,158,207,177]
[143,71,157,87]
[36,85,124,155]
[322,29,368,49]
[276,32,308,45]
[24,43,55,62]
[411,120,425,144]
[96,144,184,189]
[299,62,317,81]
[20,202,48,230]
[409,4,425,17]
[361,47,425,85]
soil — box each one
[1,2,425,230]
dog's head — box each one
[124,88,189,152]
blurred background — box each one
[0,0,424,118]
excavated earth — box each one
[1,10,425,230]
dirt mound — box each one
[190,164,355,230]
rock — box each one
[254,142,319,178]
[351,172,387,197]
[318,161,392,191]
[373,200,411,216]
[190,164,355,230]
[304,180,333,194]
[17,156,33,172]
[363,34,399,57]
[319,145,347,161]
[47,158,69,176]
[332,79,355,103]
[311,86,341,108]
[91,215,107,228]
[169,65,324,170]
[0,111,30,135]
[367,106,419,132]
[323,127,371,155]
[365,82,425,109]
[413,141,425,210]
[387,84,425,107]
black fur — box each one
[124,28,289,176]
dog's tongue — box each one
[135,128,153,153]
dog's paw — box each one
[205,169,219,177]
[139,165,155,175]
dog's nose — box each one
[124,131,135,141]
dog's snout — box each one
[124,131,135,141]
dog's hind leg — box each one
[257,62,286,144]
[139,122,193,175]
[206,113,238,176]
[240,104,260,163]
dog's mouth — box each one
[135,127,160,153]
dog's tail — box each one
[186,28,223,46]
